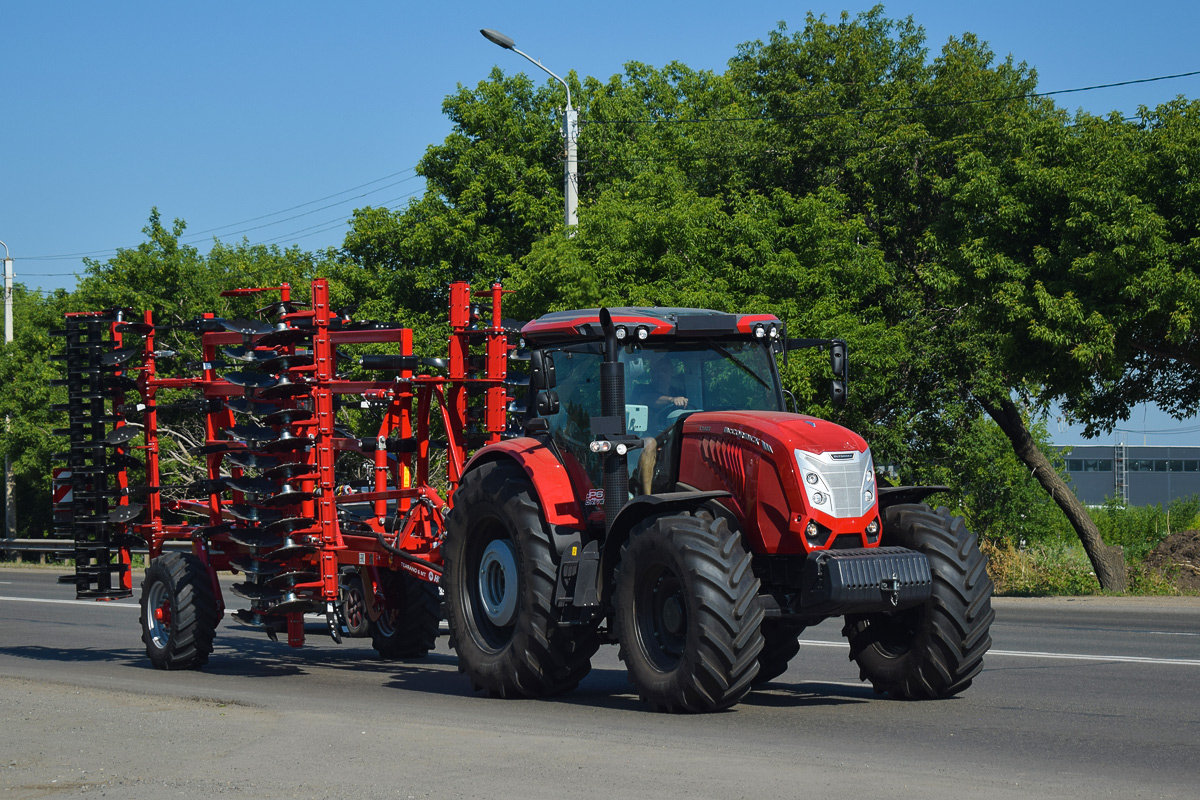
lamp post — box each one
[0,239,12,544]
[480,28,578,231]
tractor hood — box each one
[683,410,869,457]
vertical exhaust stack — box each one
[598,309,627,532]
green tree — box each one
[0,286,74,538]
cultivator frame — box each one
[51,279,520,654]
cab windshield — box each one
[621,341,782,435]
[537,339,782,495]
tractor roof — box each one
[521,307,781,342]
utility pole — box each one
[1,239,13,543]
[481,28,578,231]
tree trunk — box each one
[977,395,1128,593]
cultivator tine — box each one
[220,318,275,338]
[225,423,280,444]
[227,557,284,578]
[262,516,317,536]
[224,475,283,496]
[257,379,313,399]
[114,321,155,336]
[98,347,141,367]
[256,327,311,347]
[261,407,313,426]
[222,345,278,364]
[224,450,282,471]
[256,300,304,317]
[261,461,315,482]
[225,396,280,415]
[223,371,278,390]
[225,527,287,549]
[103,425,141,446]
[258,433,312,453]
[106,504,144,524]
[230,581,285,602]
[257,486,316,507]
[227,504,284,524]
[257,352,314,372]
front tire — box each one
[444,461,599,697]
[842,503,994,699]
[140,552,219,670]
[752,619,805,687]
[614,513,764,712]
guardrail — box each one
[0,538,188,556]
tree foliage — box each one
[5,8,1198,593]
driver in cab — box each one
[632,356,687,495]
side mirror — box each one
[829,340,847,381]
[829,380,846,407]
[535,389,560,416]
[530,350,556,390]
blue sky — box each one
[4,1,1198,446]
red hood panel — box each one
[682,410,868,456]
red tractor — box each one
[444,306,994,712]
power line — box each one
[580,69,1200,126]
[21,167,422,263]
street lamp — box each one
[0,239,12,543]
[480,28,578,231]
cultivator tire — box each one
[842,503,994,699]
[139,553,219,670]
[444,461,599,698]
[369,570,440,659]
[614,513,764,713]
[752,620,805,687]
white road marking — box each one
[4,594,1198,665]
[0,595,138,608]
[797,638,1200,667]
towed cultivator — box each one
[53,282,994,712]
[52,279,515,662]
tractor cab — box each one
[519,308,796,516]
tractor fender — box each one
[599,490,732,598]
[460,438,588,557]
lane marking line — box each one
[0,596,138,609]
[797,639,1200,667]
[4,595,1198,665]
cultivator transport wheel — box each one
[139,552,220,670]
[369,569,440,659]
[842,503,995,699]
[340,571,370,638]
[614,513,765,713]
[444,461,599,697]
[752,620,806,687]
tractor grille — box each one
[794,447,874,519]
[822,458,866,517]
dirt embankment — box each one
[1143,529,1200,591]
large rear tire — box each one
[369,569,440,659]
[444,461,599,697]
[842,503,994,698]
[140,552,219,670]
[614,513,764,712]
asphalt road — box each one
[1,566,1198,799]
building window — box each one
[1166,460,1184,472]
[1185,460,1200,473]
[1068,459,1113,472]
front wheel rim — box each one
[635,564,687,671]
[145,581,172,649]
